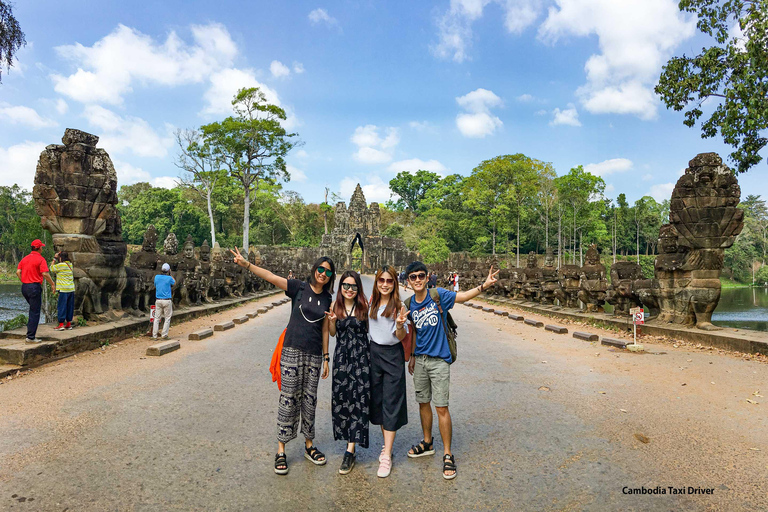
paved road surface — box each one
[1,276,766,511]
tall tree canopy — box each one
[0,1,25,82]
[201,87,299,251]
[387,170,441,214]
[655,0,768,173]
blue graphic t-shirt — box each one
[409,287,456,363]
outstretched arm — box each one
[455,266,500,303]
[229,247,288,291]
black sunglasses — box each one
[408,272,427,281]
[341,283,358,292]
[316,267,333,277]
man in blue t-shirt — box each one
[405,260,499,480]
[153,263,176,339]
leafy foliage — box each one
[387,170,441,213]
[655,0,768,173]
[0,0,25,82]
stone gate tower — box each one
[320,184,415,273]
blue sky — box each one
[1,0,765,206]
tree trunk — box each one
[636,222,640,264]
[557,212,561,269]
[323,188,329,235]
[579,231,583,267]
[492,225,496,256]
[545,207,549,250]
[206,188,216,246]
[516,211,521,268]
[243,186,251,253]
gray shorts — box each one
[413,355,450,407]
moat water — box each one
[1,283,767,331]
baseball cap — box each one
[162,263,171,272]
[31,239,45,248]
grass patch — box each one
[720,277,749,289]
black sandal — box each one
[443,454,457,480]
[407,438,435,458]
[304,444,327,465]
[274,452,288,475]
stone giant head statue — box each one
[200,240,211,262]
[164,233,179,256]
[527,251,538,268]
[585,244,600,266]
[183,235,195,259]
[142,225,158,252]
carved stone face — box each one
[200,241,210,262]
[142,225,158,252]
[212,248,223,264]
[184,244,194,259]
[527,252,537,268]
[585,244,600,265]
[248,250,256,264]
[544,249,555,267]
[164,233,179,256]
[659,224,679,254]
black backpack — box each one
[404,289,458,364]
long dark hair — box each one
[369,265,401,320]
[308,256,336,294]
[58,251,70,263]
[333,271,368,322]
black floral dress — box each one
[332,315,371,448]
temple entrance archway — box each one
[350,232,364,273]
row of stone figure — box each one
[430,244,715,328]
[124,225,267,314]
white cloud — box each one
[604,184,615,194]
[642,173,653,181]
[293,62,305,74]
[83,105,173,158]
[270,60,291,78]
[534,109,548,116]
[550,104,582,127]
[200,67,298,129]
[51,23,238,105]
[351,125,399,164]
[152,176,179,189]
[0,103,57,128]
[309,8,339,27]
[516,94,534,102]
[295,149,309,158]
[455,88,503,138]
[650,182,675,202]
[388,159,448,176]
[0,141,46,190]
[56,99,69,115]
[432,0,542,62]
[340,175,391,203]
[539,0,696,120]
[584,158,633,177]
[408,120,431,131]
[287,164,307,183]
[113,160,151,184]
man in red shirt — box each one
[16,239,55,343]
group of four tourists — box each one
[230,248,498,480]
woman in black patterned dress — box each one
[326,270,370,475]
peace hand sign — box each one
[325,309,337,323]
[229,247,248,268]
[396,305,408,327]
[484,265,500,289]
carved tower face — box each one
[658,224,679,254]
[142,225,158,252]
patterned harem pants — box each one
[277,346,322,443]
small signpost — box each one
[629,307,644,352]
[146,305,156,336]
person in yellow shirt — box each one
[50,251,75,331]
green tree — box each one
[0,1,26,83]
[0,185,40,264]
[556,166,606,264]
[201,87,299,252]
[387,170,441,213]
[655,0,768,173]
[175,128,226,246]
[463,158,515,256]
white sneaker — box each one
[377,455,392,478]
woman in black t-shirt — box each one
[231,248,335,475]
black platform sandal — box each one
[407,438,435,458]
[304,445,327,465]
[274,452,288,475]
[443,454,457,480]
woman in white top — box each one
[453,272,459,292]
[368,265,409,478]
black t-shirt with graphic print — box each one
[284,279,332,356]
